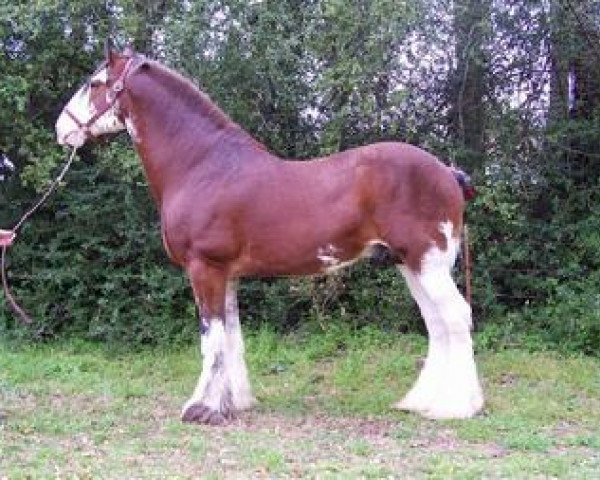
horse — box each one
[55,45,484,424]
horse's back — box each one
[238,140,464,243]
[307,141,464,222]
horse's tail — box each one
[450,166,476,201]
[448,165,476,305]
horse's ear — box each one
[104,38,116,64]
[123,43,136,57]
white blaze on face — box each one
[55,67,126,148]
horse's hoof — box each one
[422,395,484,420]
[234,395,258,411]
[181,403,233,425]
[392,391,484,419]
[391,399,427,413]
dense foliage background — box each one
[1,0,598,354]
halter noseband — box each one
[65,57,135,139]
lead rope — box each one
[463,223,473,306]
[1,147,78,325]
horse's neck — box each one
[127,75,264,204]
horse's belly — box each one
[231,237,388,278]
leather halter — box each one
[64,57,135,139]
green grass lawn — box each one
[1,328,599,478]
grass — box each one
[1,327,599,478]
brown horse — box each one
[56,46,483,424]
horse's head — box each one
[56,43,139,147]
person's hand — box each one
[0,229,15,247]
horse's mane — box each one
[141,59,266,150]
[147,61,229,125]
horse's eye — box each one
[90,80,103,88]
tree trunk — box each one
[548,0,600,184]
[448,0,491,172]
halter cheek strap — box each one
[64,108,89,135]
[65,57,135,139]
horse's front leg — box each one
[181,260,235,425]
[224,281,256,411]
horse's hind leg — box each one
[394,225,483,419]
